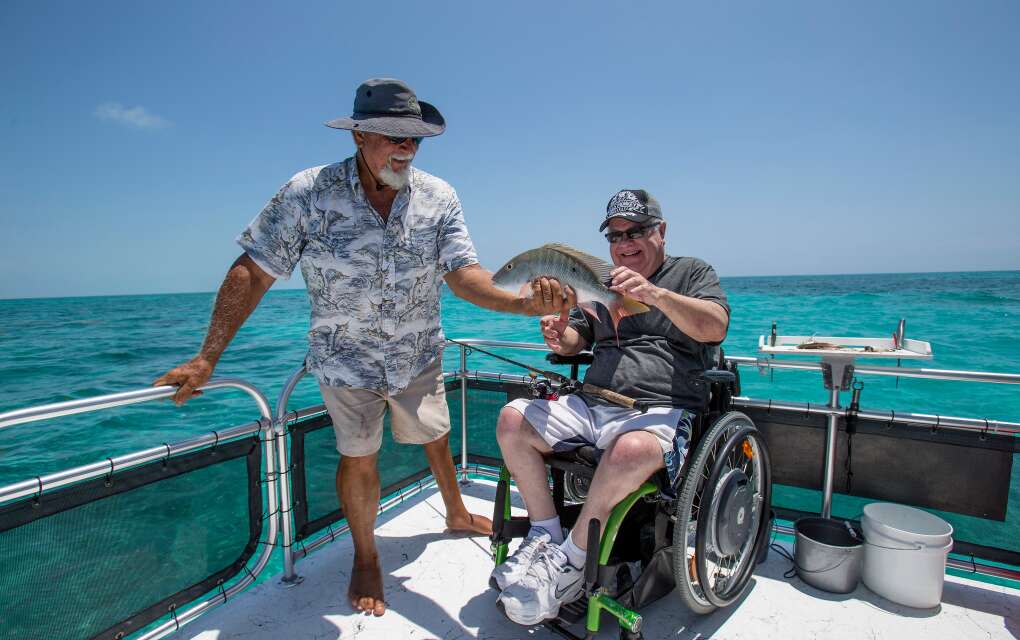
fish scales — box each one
[492,243,649,332]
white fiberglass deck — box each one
[179,480,1019,640]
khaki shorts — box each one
[319,357,451,457]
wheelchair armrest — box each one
[546,352,594,367]
[702,369,736,384]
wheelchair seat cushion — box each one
[548,444,600,467]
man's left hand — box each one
[522,277,576,316]
[609,267,662,306]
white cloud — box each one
[94,102,171,129]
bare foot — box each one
[446,511,492,536]
[348,557,386,616]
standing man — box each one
[491,189,730,625]
[154,78,568,617]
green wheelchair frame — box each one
[493,467,655,638]
[490,354,773,640]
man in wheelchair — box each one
[492,189,731,626]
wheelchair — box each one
[490,350,773,639]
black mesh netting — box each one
[292,379,525,540]
[0,436,261,640]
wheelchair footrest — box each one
[495,516,531,542]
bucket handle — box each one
[864,540,953,553]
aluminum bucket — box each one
[793,517,863,594]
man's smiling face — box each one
[607,218,667,278]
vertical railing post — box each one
[459,344,469,485]
[819,355,852,520]
[276,366,308,586]
[820,385,840,519]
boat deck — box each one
[179,479,1019,639]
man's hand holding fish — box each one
[608,266,662,306]
[526,276,578,318]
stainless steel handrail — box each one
[0,379,273,430]
[728,356,1020,386]
[447,338,549,352]
[275,365,309,586]
[448,338,1019,522]
[0,379,280,640]
[0,421,261,504]
[731,397,1020,436]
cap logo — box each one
[407,96,421,115]
[607,190,645,217]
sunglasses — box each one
[605,221,661,244]
[385,135,423,146]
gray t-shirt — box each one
[568,255,730,410]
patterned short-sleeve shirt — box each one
[237,156,478,393]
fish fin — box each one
[579,302,601,323]
[608,297,649,325]
[606,297,650,346]
[518,282,533,298]
[541,243,613,284]
[620,296,650,315]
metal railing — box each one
[3,339,1019,638]
[727,356,1020,386]
[0,379,279,640]
[726,355,1020,518]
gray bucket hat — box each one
[325,78,445,138]
[599,189,663,231]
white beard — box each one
[377,154,413,190]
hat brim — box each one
[599,212,656,231]
[324,100,445,137]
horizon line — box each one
[2,268,1018,303]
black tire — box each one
[672,411,771,614]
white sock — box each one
[529,516,563,544]
[559,533,587,569]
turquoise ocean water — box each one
[1,271,1018,591]
[2,270,1017,485]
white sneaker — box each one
[490,531,551,591]
[499,545,585,625]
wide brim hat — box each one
[325,77,445,138]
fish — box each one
[491,243,650,331]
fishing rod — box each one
[447,339,648,412]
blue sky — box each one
[1,1,1018,299]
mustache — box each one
[389,153,414,162]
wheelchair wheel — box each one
[672,411,771,614]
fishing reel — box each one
[527,373,557,400]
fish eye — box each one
[506,264,513,270]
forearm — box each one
[198,255,274,364]
[650,289,729,343]
[444,265,529,314]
